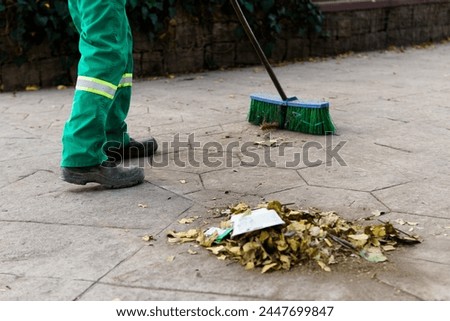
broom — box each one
[230,0,335,135]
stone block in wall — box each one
[270,38,288,62]
[204,42,236,69]
[137,51,164,77]
[175,21,206,48]
[387,28,415,46]
[430,25,445,41]
[213,22,239,42]
[370,9,388,33]
[235,40,259,65]
[351,11,372,35]
[164,46,204,74]
[39,57,73,88]
[431,3,449,27]
[309,37,335,57]
[386,6,413,30]
[413,5,435,28]
[1,62,40,91]
[337,16,352,38]
[133,32,152,53]
[286,38,310,61]
[27,43,52,61]
[70,65,77,85]
[366,32,387,50]
[412,26,433,43]
[349,34,372,52]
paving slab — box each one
[265,184,389,219]
[0,171,193,230]
[0,42,449,301]
[0,274,92,301]
[93,237,419,301]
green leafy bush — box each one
[0,0,324,65]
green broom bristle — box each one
[248,98,285,126]
[285,105,335,135]
[247,94,335,135]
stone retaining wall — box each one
[1,0,449,91]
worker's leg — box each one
[61,0,129,167]
[104,18,133,152]
[61,0,144,188]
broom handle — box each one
[230,0,288,101]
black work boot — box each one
[61,160,145,189]
[106,137,158,162]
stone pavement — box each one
[0,42,449,301]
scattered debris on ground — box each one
[166,201,422,273]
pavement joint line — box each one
[190,187,262,199]
[74,246,145,301]
[0,169,56,190]
[198,173,206,190]
[373,142,412,154]
[402,257,450,267]
[372,275,424,301]
[0,274,97,284]
[370,181,413,193]
[386,211,450,221]
[297,181,374,194]
[0,272,21,278]
[145,182,194,203]
[92,281,266,301]
[295,170,309,185]
[153,204,196,239]
[369,192,392,212]
[0,136,41,140]
[0,219,156,232]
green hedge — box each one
[0,0,323,65]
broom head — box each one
[248,93,335,135]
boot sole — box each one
[61,171,144,189]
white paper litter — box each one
[230,208,285,237]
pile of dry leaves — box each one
[167,201,421,273]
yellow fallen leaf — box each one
[178,216,199,224]
[371,225,386,238]
[317,261,331,272]
[261,263,278,274]
[309,226,321,237]
[348,233,369,247]
[231,202,250,214]
[166,256,175,262]
[188,249,198,255]
[25,85,39,91]
[328,255,336,265]
[371,210,383,217]
[254,140,278,147]
[382,245,396,252]
[142,235,154,242]
[207,245,226,255]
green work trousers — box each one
[61,0,132,167]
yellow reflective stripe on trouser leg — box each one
[76,76,118,99]
[118,73,133,88]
